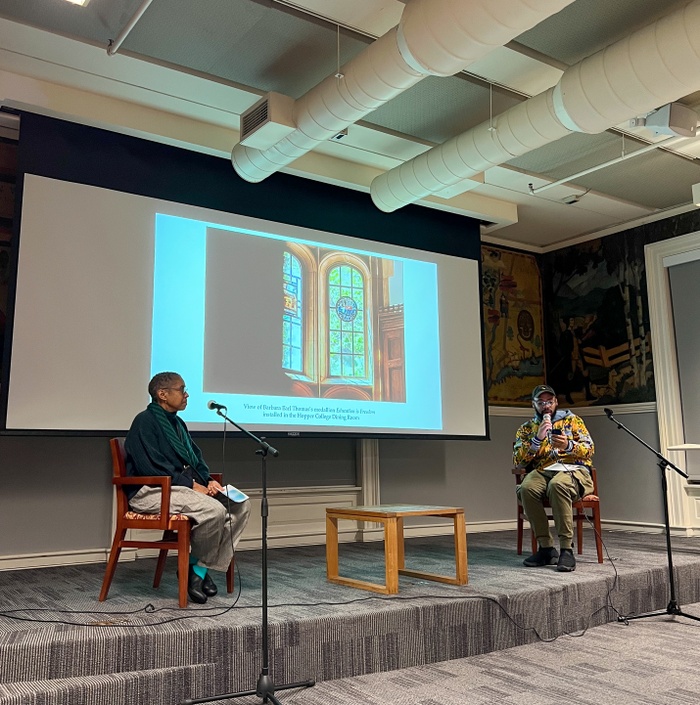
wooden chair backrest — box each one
[110,437,129,516]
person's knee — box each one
[208,500,228,523]
[236,500,252,526]
[226,499,251,522]
[547,474,575,501]
[519,475,545,501]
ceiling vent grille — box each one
[239,93,295,150]
[242,101,268,136]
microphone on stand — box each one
[207,400,227,411]
[604,408,614,418]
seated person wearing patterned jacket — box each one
[513,384,595,572]
[125,372,251,604]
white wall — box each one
[0,407,666,568]
[379,409,665,530]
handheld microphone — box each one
[207,400,227,411]
[543,413,551,443]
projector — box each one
[643,102,698,138]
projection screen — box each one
[4,173,486,436]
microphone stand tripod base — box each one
[618,600,700,625]
[604,411,700,626]
[255,674,316,705]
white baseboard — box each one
[600,519,687,536]
[0,548,111,572]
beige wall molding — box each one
[645,230,700,532]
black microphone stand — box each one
[603,408,700,624]
[182,409,315,705]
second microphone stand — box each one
[603,408,700,624]
[183,410,315,705]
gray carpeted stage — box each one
[2,529,700,704]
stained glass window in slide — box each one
[328,264,365,378]
[283,251,303,372]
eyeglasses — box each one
[163,386,187,394]
[534,398,555,406]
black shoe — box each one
[523,546,559,567]
[557,548,576,572]
[202,572,218,597]
[187,566,208,604]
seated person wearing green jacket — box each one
[125,372,251,603]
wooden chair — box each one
[513,465,603,563]
[99,437,234,608]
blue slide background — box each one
[152,213,443,430]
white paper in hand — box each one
[217,484,249,503]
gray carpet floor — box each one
[275,614,700,705]
[2,528,700,632]
[3,529,700,704]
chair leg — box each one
[226,554,235,594]
[99,528,127,602]
[577,514,584,555]
[516,510,524,555]
[593,508,604,563]
[154,549,168,588]
[177,525,191,608]
[153,530,176,588]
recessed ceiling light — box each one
[64,0,91,6]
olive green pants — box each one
[516,468,594,550]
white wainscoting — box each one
[129,485,365,559]
[0,485,363,571]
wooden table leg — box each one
[326,514,339,581]
[384,517,399,594]
[396,517,405,571]
[453,511,468,585]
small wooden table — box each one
[325,504,468,594]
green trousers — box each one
[516,468,594,550]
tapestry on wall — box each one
[482,246,545,406]
[542,234,654,406]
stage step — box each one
[0,664,216,705]
[2,532,699,702]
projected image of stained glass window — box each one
[328,264,365,378]
[283,251,303,373]
[281,244,405,402]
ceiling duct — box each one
[239,92,295,150]
[231,0,575,183]
[370,0,700,212]
[643,102,698,138]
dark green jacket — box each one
[124,408,211,500]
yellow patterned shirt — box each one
[513,409,594,473]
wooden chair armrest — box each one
[114,475,172,520]
[211,472,223,484]
[113,476,168,485]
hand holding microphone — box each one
[537,412,552,441]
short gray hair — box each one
[148,371,182,402]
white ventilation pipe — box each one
[371,0,700,212]
[231,0,574,183]
[107,0,155,56]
